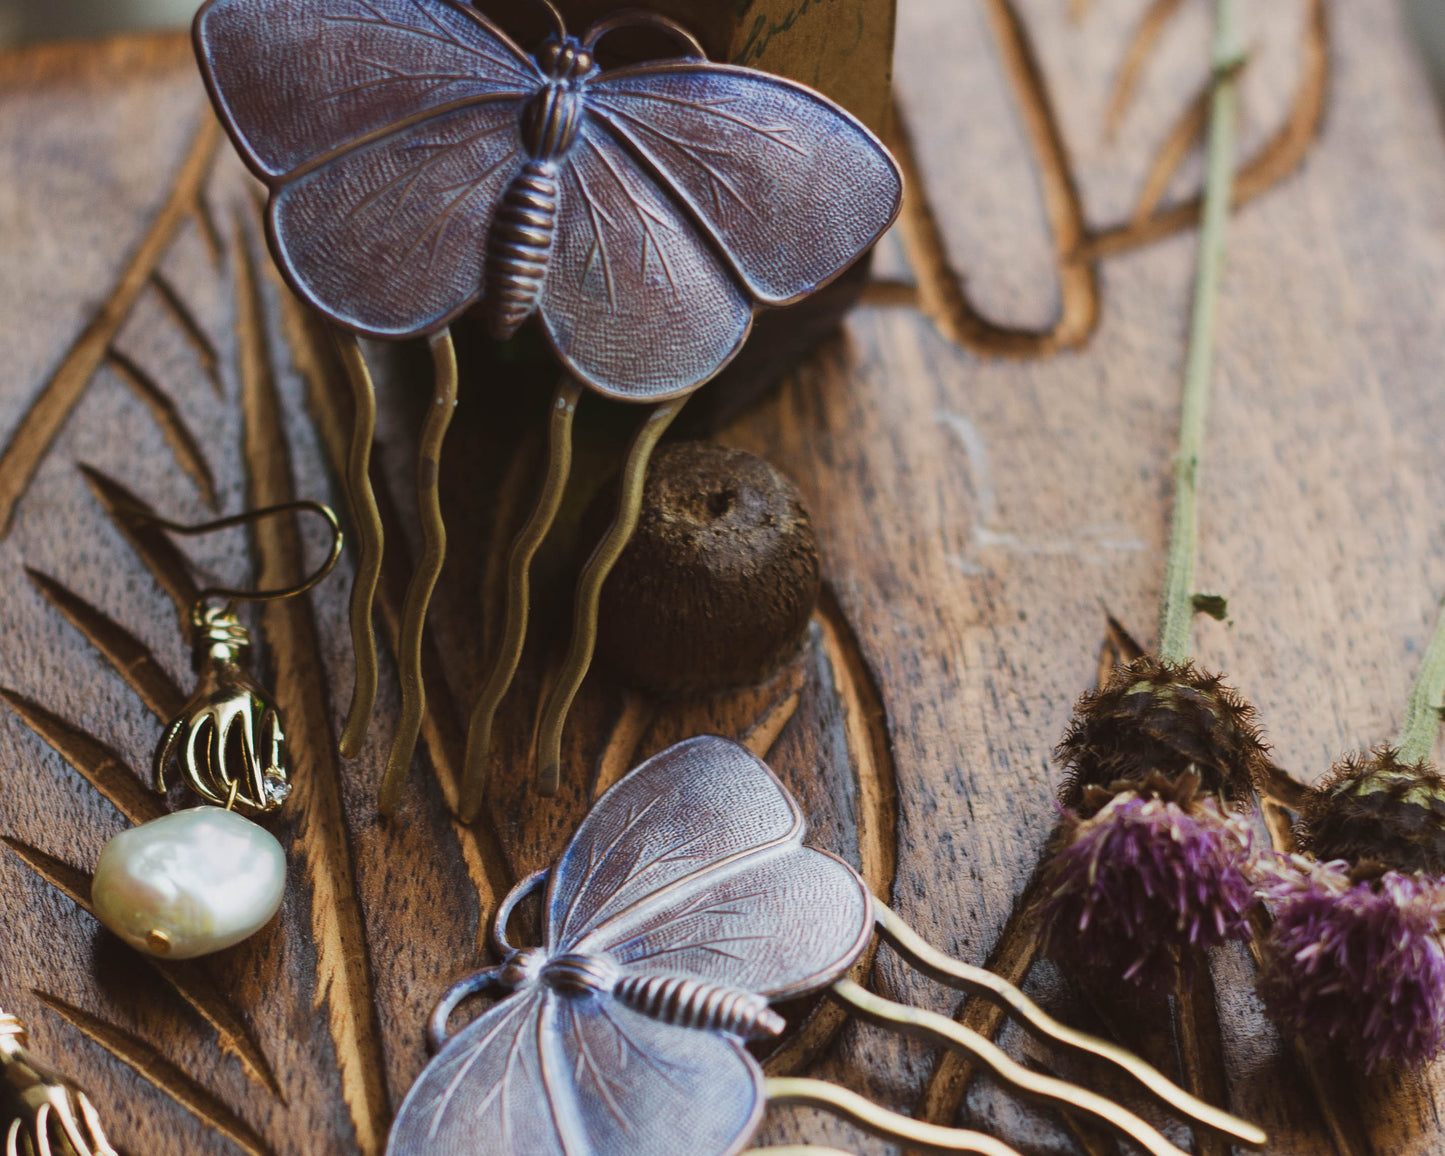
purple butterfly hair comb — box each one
[192,0,903,811]
[388,736,1267,1156]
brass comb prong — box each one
[380,330,458,815]
[535,395,686,795]
[871,902,1268,1151]
[741,1148,859,1156]
[830,979,1190,1156]
[461,376,582,821]
[764,1078,1022,1156]
[333,330,385,761]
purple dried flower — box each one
[1258,861,1445,1072]
[1038,791,1256,990]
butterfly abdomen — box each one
[612,974,786,1040]
[485,160,558,341]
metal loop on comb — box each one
[582,9,708,58]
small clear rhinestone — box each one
[261,770,292,808]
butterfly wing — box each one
[195,0,537,337]
[547,736,872,998]
[539,123,754,399]
[577,838,871,999]
[388,988,763,1156]
[555,997,763,1156]
[388,990,564,1155]
[269,103,525,336]
[195,0,538,179]
[584,63,903,307]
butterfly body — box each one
[495,944,787,1039]
[610,972,785,1038]
[195,0,903,399]
[485,37,599,339]
[486,159,561,339]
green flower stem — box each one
[1396,594,1445,765]
[1157,0,1245,665]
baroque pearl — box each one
[91,807,285,960]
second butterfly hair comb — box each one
[389,736,1267,1156]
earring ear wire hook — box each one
[116,499,344,613]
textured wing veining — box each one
[546,736,873,999]
[389,989,763,1156]
[586,842,871,999]
[388,991,565,1156]
[196,0,535,337]
[195,0,538,179]
[586,63,903,306]
[546,737,802,944]
[271,101,524,336]
[540,124,754,399]
[555,997,764,1156]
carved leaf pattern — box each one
[0,1,1391,1154]
[0,104,897,1156]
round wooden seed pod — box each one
[595,442,820,697]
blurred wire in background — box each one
[0,1,1442,101]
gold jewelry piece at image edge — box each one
[0,1011,117,1156]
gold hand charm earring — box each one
[0,1009,117,1156]
[89,501,342,961]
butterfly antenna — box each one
[582,9,707,58]
[535,395,688,795]
[523,0,567,42]
[868,903,1269,1150]
[379,329,459,815]
[333,331,385,760]
[460,378,582,822]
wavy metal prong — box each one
[380,330,459,815]
[460,377,582,822]
[742,1149,859,1156]
[830,980,1188,1156]
[765,1078,1020,1156]
[333,330,385,760]
[871,903,1266,1149]
[534,395,686,795]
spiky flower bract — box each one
[1258,861,1445,1071]
[1056,657,1273,815]
[1297,748,1445,875]
[1037,784,1257,990]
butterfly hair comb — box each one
[389,736,1267,1156]
[192,0,904,811]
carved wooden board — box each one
[1,2,1444,1154]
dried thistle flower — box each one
[1037,780,1257,990]
[1258,860,1445,1071]
[1057,657,1273,815]
[1297,748,1445,875]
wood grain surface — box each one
[0,1,1443,1154]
